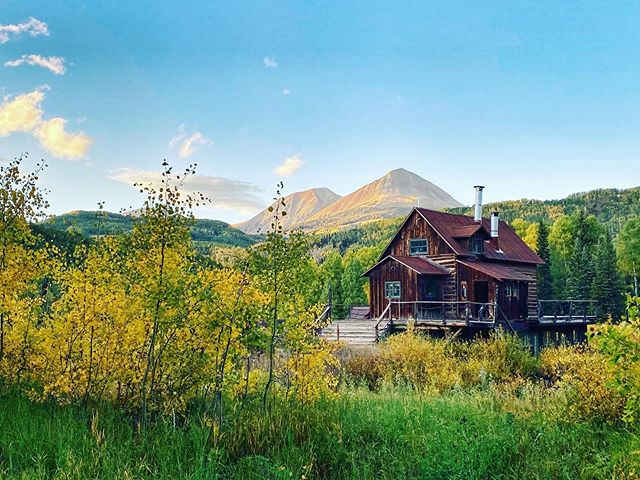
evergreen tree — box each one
[536,220,553,300]
[617,217,640,296]
[565,210,595,300]
[592,230,625,321]
[566,242,594,300]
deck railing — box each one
[374,303,392,341]
[387,300,496,326]
[537,300,597,323]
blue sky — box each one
[1,1,639,223]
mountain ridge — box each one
[234,187,342,234]
[236,168,463,233]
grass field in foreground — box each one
[0,389,638,480]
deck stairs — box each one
[321,306,390,345]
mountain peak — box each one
[236,169,462,233]
[234,187,342,234]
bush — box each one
[343,353,383,390]
[378,332,461,393]
[540,344,624,422]
[343,331,539,393]
[590,296,640,424]
[454,333,540,386]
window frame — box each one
[470,235,484,255]
[505,283,520,298]
[409,238,429,256]
[384,281,402,299]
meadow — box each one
[1,386,638,479]
[1,332,639,480]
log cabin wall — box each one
[455,263,498,304]
[429,254,457,304]
[510,264,538,320]
[384,211,455,257]
[368,259,419,318]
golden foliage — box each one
[540,344,624,422]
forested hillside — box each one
[40,210,261,248]
[449,187,640,233]
[312,186,640,253]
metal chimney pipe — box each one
[473,186,485,222]
[491,211,499,238]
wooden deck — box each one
[319,300,599,345]
[534,300,597,324]
[384,300,497,327]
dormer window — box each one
[410,238,428,256]
[470,235,484,255]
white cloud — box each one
[169,124,213,159]
[0,87,93,159]
[274,154,304,177]
[5,54,66,75]
[263,56,278,68]
[110,167,265,214]
[0,17,49,44]
[282,88,290,96]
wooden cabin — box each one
[361,187,596,349]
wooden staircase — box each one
[321,306,391,345]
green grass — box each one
[0,389,637,479]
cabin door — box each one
[473,281,489,303]
[472,281,489,318]
[423,278,441,301]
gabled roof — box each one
[380,208,544,265]
[457,259,533,282]
[362,255,451,277]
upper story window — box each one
[410,238,429,256]
[470,235,484,255]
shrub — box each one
[378,332,461,393]
[590,296,640,424]
[540,344,624,422]
[344,332,539,393]
[454,333,539,386]
[343,353,383,390]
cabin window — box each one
[505,283,519,298]
[470,235,484,255]
[384,281,401,299]
[409,238,428,256]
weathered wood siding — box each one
[511,264,538,320]
[384,211,455,257]
[496,281,529,320]
[368,259,419,318]
[455,263,531,321]
[456,263,497,304]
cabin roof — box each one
[457,259,533,282]
[379,208,543,265]
[451,224,486,238]
[362,255,451,277]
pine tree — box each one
[536,220,553,300]
[565,210,597,300]
[592,230,625,321]
[566,242,594,300]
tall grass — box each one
[0,388,638,479]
